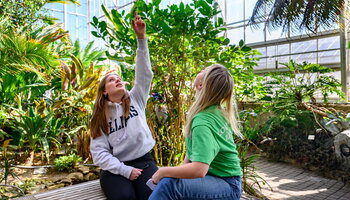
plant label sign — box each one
[308,135,315,140]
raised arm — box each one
[130,13,153,108]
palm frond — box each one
[0,30,58,81]
[249,0,345,33]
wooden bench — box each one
[14,180,105,200]
[14,179,257,200]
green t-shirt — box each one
[185,105,242,177]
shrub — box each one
[53,154,82,172]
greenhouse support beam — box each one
[248,29,339,49]
[340,2,350,102]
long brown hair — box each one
[90,74,131,139]
[185,64,243,138]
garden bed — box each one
[1,163,100,199]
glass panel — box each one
[227,27,244,45]
[244,0,257,19]
[181,0,192,4]
[68,3,77,13]
[255,58,266,70]
[52,11,64,23]
[160,0,171,9]
[216,0,225,20]
[266,46,277,69]
[291,40,317,54]
[277,44,289,55]
[78,0,88,15]
[44,3,54,9]
[254,47,266,57]
[47,3,63,11]
[94,0,100,16]
[245,25,264,44]
[277,56,290,67]
[266,57,276,69]
[226,0,244,23]
[267,46,276,56]
[291,53,317,63]
[318,36,340,51]
[318,50,340,64]
[121,4,132,14]
[67,14,77,40]
[266,26,286,41]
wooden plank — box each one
[14,180,106,200]
[14,179,257,200]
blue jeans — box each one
[148,175,241,200]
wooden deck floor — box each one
[14,179,257,200]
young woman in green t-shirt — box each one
[148,64,243,200]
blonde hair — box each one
[184,64,243,139]
[90,74,130,139]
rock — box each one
[33,167,48,175]
[76,165,90,174]
[334,130,350,167]
[67,172,84,183]
[84,172,98,181]
[92,167,101,174]
[58,177,72,185]
[47,183,65,190]
[27,185,44,194]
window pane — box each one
[217,0,225,21]
[244,0,257,19]
[291,40,317,54]
[319,50,340,65]
[266,26,286,41]
[276,56,290,67]
[291,53,317,63]
[227,27,244,45]
[255,47,266,57]
[78,0,88,15]
[52,11,64,23]
[255,58,266,70]
[68,4,77,13]
[318,36,340,51]
[160,0,171,9]
[67,15,77,41]
[47,3,63,11]
[245,25,264,44]
[277,44,289,55]
[226,0,244,23]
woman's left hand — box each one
[151,167,165,184]
[132,12,146,39]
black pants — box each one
[100,153,158,200]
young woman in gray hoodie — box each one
[90,14,157,200]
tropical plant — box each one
[57,55,104,159]
[257,60,346,173]
[249,0,345,33]
[263,60,343,113]
[320,111,350,135]
[0,140,24,198]
[53,153,82,172]
[238,140,271,199]
[240,109,263,142]
[0,29,59,81]
[11,106,52,165]
[91,0,262,166]
[69,40,106,67]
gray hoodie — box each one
[90,39,155,179]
